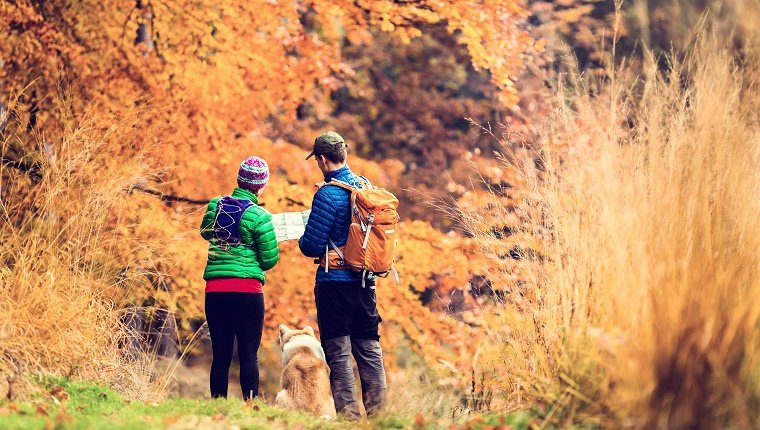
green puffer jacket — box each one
[200,187,280,282]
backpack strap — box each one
[326,176,372,190]
[323,179,365,228]
[328,239,344,259]
[322,239,346,273]
[318,180,353,274]
[323,179,356,191]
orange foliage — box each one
[1,0,534,131]
[308,0,534,104]
[1,0,536,390]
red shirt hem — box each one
[205,278,263,293]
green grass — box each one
[0,377,541,430]
[0,377,354,430]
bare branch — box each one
[1,157,210,205]
[128,184,210,205]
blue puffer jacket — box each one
[299,165,367,284]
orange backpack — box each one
[319,179,400,286]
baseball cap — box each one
[305,131,348,160]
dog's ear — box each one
[279,324,290,340]
[303,325,315,337]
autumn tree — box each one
[1,0,544,395]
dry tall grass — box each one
[463,29,760,429]
[0,105,175,400]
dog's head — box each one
[278,324,316,348]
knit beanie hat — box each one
[237,156,269,192]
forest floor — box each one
[0,377,542,430]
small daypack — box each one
[212,196,254,250]
[319,179,400,286]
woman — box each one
[200,156,279,399]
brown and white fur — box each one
[274,324,336,419]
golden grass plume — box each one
[462,28,760,429]
[0,104,176,401]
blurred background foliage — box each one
[2,1,760,427]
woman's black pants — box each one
[204,292,264,399]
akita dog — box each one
[275,324,336,419]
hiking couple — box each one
[199,131,389,419]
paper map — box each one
[272,210,311,242]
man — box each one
[298,131,387,419]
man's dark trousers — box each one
[315,280,387,419]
